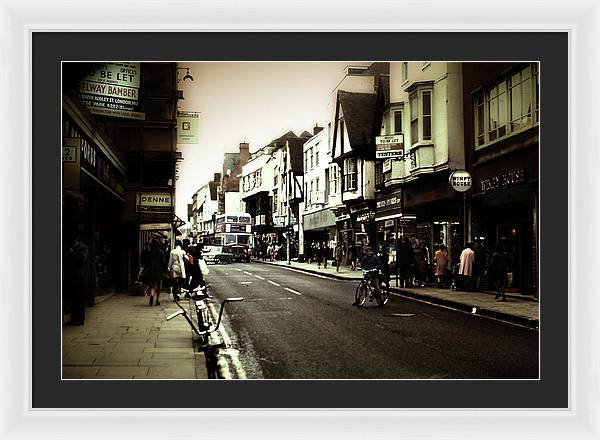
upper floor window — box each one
[329,164,339,195]
[474,63,539,149]
[343,157,358,192]
[309,147,314,170]
[402,62,408,82]
[327,122,332,153]
[315,145,319,167]
[393,110,403,135]
[304,151,308,171]
[409,86,433,147]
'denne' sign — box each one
[449,170,472,192]
[137,193,173,213]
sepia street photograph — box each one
[61,61,540,380]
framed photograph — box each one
[1,0,597,439]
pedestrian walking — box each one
[267,242,274,261]
[473,239,487,291]
[64,234,90,326]
[321,242,328,269]
[434,244,449,288]
[145,239,166,306]
[334,243,343,272]
[413,239,428,287]
[486,244,510,301]
[167,239,187,303]
[396,236,414,288]
[459,242,475,291]
[348,240,357,271]
[378,244,390,285]
[186,245,205,291]
[316,242,323,268]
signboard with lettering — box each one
[177,111,200,144]
[480,169,528,192]
[382,158,392,173]
[449,170,472,192]
[376,134,404,159]
[79,63,145,120]
[137,192,173,212]
[63,138,81,190]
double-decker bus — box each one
[210,213,253,262]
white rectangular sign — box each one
[383,159,392,173]
[376,134,404,159]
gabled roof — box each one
[338,90,377,147]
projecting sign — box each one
[63,138,81,190]
[177,111,200,144]
[383,159,392,173]
[376,134,404,159]
[449,170,472,192]
[78,63,145,120]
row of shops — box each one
[300,146,537,296]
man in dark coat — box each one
[65,235,90,326]
[396,237,414,288]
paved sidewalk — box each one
[252,258,539,329]
[62,293,208,379]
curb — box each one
[389,288,539,330]
[252,259,538,330]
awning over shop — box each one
[303,208,336,231]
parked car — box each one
[202,246,234,264]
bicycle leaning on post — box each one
[355,268,390,307]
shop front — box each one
[63,105,127,302]
[472,149,538,297]
[303,208,337,262]
[402,172,462,267]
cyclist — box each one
[353,246,383,306]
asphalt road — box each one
[205,261,538,379]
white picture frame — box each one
[0,0,596,438]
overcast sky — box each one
[175,62,359,218]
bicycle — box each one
[355,268,390,307]
[167,284,244,345]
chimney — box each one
[239,142,250,165]
[313,124,323,136]
[213,173,221,182]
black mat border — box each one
[33,32,567,408]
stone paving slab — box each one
[62,293,202,379]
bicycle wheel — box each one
[355,281,369,307]
[376,280,390,307]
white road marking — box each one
[207,303,246,379]
[243,271,253,276]
[267,280,280,287]
[235,268,242,272]
[284,287,302,295]
[280,266,346,280]
[254,275,265,280]
[240,281,253,284]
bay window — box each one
[473,63,539,149]
[409,86,433,147]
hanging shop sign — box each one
[273,216,286,228]
[479,169,528,193]
[137,192,173,213]
[349,202,370,214]
[449,170,472,192]
[335,213,350,222]
[177,111,200,144]
[78,62,145,120]
[375,134,404,159]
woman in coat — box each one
[434,244,449,288]
[459,242,475,291]
[146,239,166,306]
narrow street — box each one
[207,262,538,379]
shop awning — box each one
[303,208,336,231]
